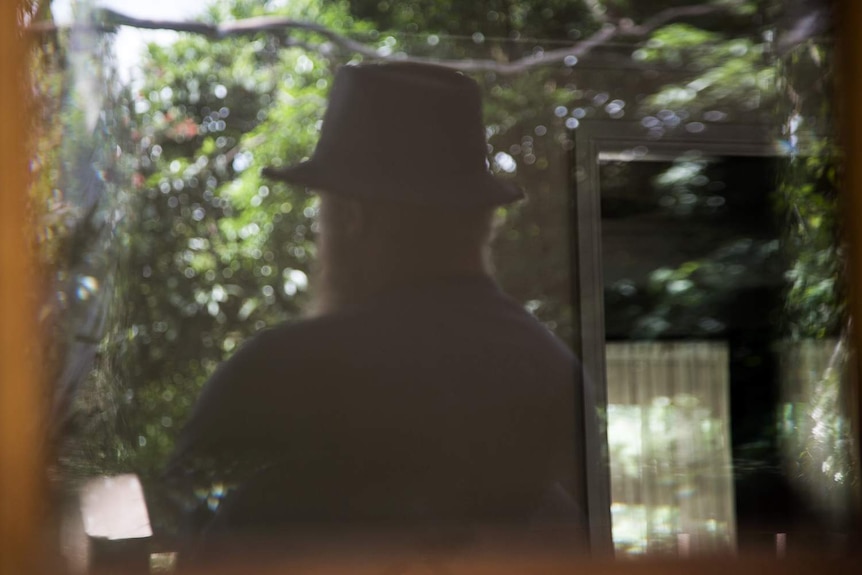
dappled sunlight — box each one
[17,0,856,571]
[780,338,857,523]
[606,343,735,556]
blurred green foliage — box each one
[773,33,858,520]
[24,0,849,532]
[775,47,842,340]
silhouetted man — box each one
[165,62,586,560]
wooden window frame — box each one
[3,1,862,570]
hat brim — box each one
[262,160,524,208]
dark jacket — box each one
[166,276,585,543]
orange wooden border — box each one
[0,2,859,571]
[0,1,44,573]
[838,0,862,515]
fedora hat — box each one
[262,62,523,207]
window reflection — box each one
[21,0,857,570]
[599,154,782,555]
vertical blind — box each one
[606,341,735,556]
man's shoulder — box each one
[223,280,576,374]
[196,317,346,393]
[237,314,356,356]
[171,317,352,450]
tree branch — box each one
[26,3,744,75]
[626,3,742,36]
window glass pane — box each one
[25,0,855,569]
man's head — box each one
[263,62,521,314]
[309,192,497,316]
[262,62,523,208]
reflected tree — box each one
[27,0,851,537]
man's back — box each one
[168,276,582,533]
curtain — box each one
[605,341,735,556]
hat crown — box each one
[263,62,523,207]
[314,63,487,180]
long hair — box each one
[308,194,497,316]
